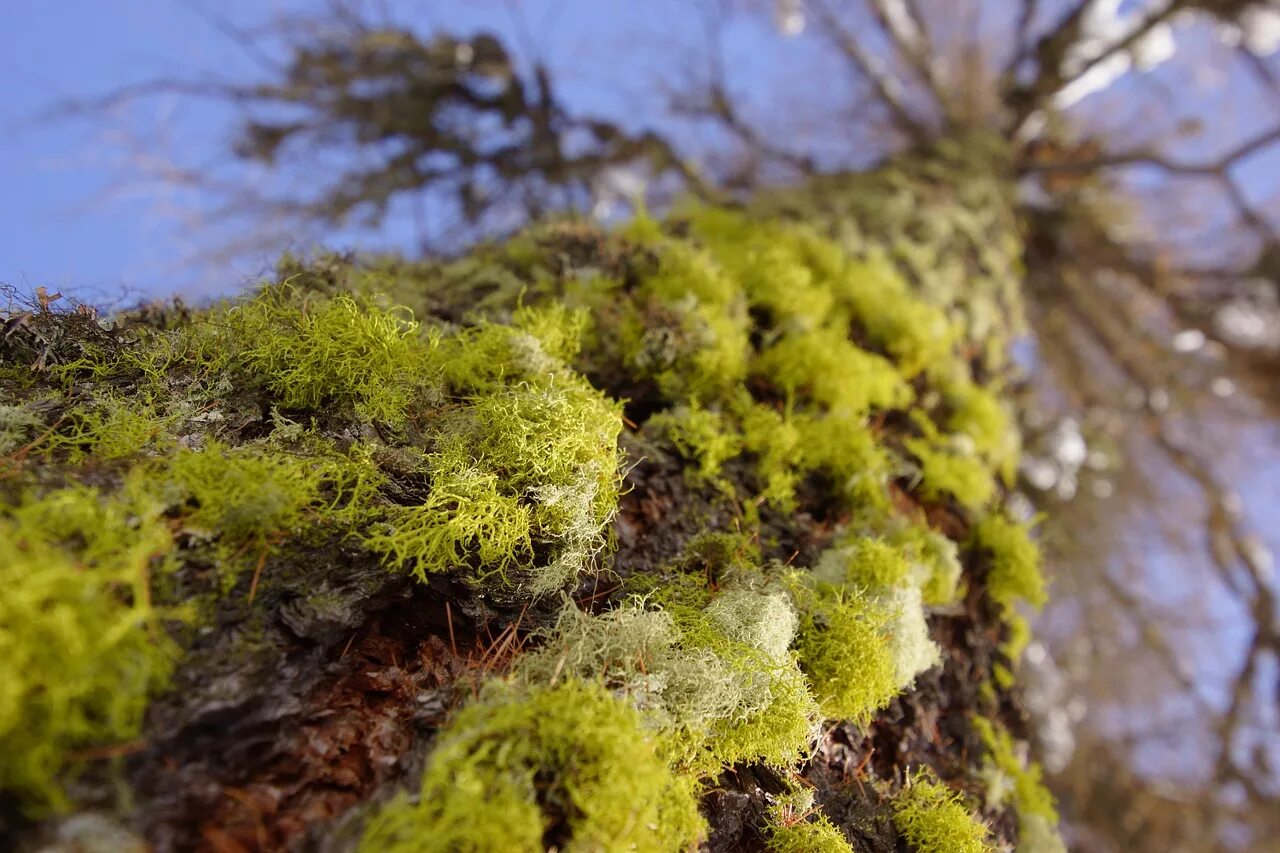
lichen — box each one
[357,679,705,853]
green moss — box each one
[942,377,1019,486]
[366,370,621,596]
[790,581,899,723]
[649,402,741,481]
[56,396,175,461]
[831,256,958,378]
[818,536,913,591]
[793,411,892,509]
[971,717,1058,822]
[757,327,912,417]
[905,435,996,511]
[766,789,853,853]
[209,284,431,424]
[972,514,1047,612]
[358,679,704,853]
[893,775,993,853]
[0,486,179,813]
[736,398,804,509]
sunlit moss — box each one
[905,435,996,511]
[0,485,179,813]
[893,774,992,853]
[358,679,705,853]
[649,402,741,481]
[211,284,431,424]
[789,578,899,723]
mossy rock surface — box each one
[1,142,1061,852]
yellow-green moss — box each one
[357,679,704,853]
[972,514,1047,612]
[905,435,996,511]
[893,775,993,853]
[765,789,854,853]
[0,486,179,812]
[211,285,431,424]
[757,327,912,417]
[789,580,899,723]
[971,717,1058,823]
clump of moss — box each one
[789,580,900,723]
[357,679,704,853]
[765,788,854,853]
[756,327,912,418]
[893,775,992,853]
[811,537,942,691]
[832,256,958,378]
[366,322,622,597]
[972,514,1047,612]
[943,377,1019,486]
[905,433,996,511]
[649,402,740,481]
[210,284,431,424]
[0,486,178,812]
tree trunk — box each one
[1,137,1059,852]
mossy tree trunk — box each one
[1,138,1059,852]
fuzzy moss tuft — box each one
[893,775,993,853]
[212,284,430,424]
[765,789,854,853]
[972,514,1047,612]
[366,323,622,597]
[789,580,900,723]
[0,486,179,813]
[357,679,704,853]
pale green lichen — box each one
[516,593,818,774]
[357,679,704,853]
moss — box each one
[54,396,175,462]
[209,284,432,424]
[736,398,804,509]
[793,411,892,509]
[831,256,958,378]
[943,378,1019,486]
[818,536,913,591]
[756,326,912,418]
[649,402,740,481]
[357,679,704,853]
[765,789,854,853]
[972,514,1047,612]
[367,385,621,597]
[971,717,1058,823]
[790,580,900,723]
[893,775,993,853]
[0,486,179,813]
[905,435,996,511]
